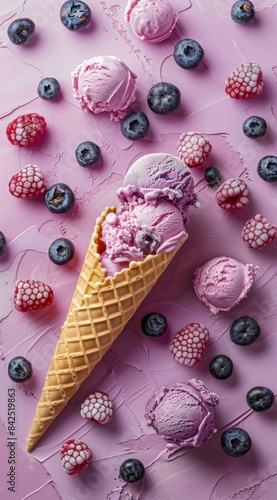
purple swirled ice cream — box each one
[117,153,199,222]
[145,379,219,453]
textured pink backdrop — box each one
[1,1,277,499]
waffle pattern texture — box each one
[26,207,187,451]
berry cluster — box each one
[225,62,263,99]
[242,214,277,250]
[215,178,249,210]
[6,113,46,147]
[9,165,46,199]
[177,132,212,168]
[80,392,113,424]
[170,323,209,367]
[13,279,54,312]
[61,440,93,476]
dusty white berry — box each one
[177,132,212,167]
[80,391,113,424]
[215,178,249,210]
[170,323,209,367]
[242,214,277,249]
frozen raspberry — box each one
[177,132,212,168]
[242,214,277,249]
[6,113,47,146]
[61,439,92,476]
[215,178,249,210]
[80,391,113,424]
[8,164,47,199]
[13,279,54,312]
[170,323,209,367]
[225,62,263,99]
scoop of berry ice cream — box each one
[145,379,219,453]
[100,200,185,276]
[72,55,137,121]
[124,0,178,43]
[117,153,198,223]
[193,256,258,314]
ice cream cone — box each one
[26,207,187,452]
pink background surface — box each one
[1,0,277,498]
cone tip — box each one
[26,440,33,452]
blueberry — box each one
[7,18,35,45]
[230,316,260,346]
[204,167,221,188]
[120,111,150,141]
[8,356,33,382]
[257,156,277,182]
[75,141,102,167]
[119,458,145,483]
[147,82,181,115]
[60,1,91,31]
[135,229,160,254]
[243,116,267,139]
[141,313,167,338]
[44,183,75,214]
[0,231,7,256]
[231,1,255,24]
[173,39,204,69]
[37,77,60,101]
[209,354,233,380]
[246,386,275,412]
[221,428,252,457]
[48,238,75,265]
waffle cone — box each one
[26,207,188,452]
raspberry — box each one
[242,214,277,249]
[8,164,47,198]
[6,113,47,146]
[177,132,212,168]
[225,62,263,99]
[80,391,113,424]
[13,279,54,312]
[170,323,209,367]
[215,178,249,210]
[61,439,92,476]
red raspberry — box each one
[9,164,47,198]
[177,132,212,168]
[61,439,93,476]
[80,391,113,424]
[6,113,47,146]
[170,323,209,367]
[242,214,277,249]
[13,279,54,312]
[215,178,249,210]
[225,62,263,99]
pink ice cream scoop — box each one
[72,55,137,121]
[117,153,199,223]
[193,256,259,315]
[124,0,178,43]
[145,379,219,453]
[101,200,186,276]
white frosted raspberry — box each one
[61,439,92,476]
[13,279,54,312]
[170,323,209,367]
[225,62,263,99]
[80,391,113,424]
[177,132,212,167]
[242,214,277,249]
[215,178,249,210]
[8,164,46,198]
